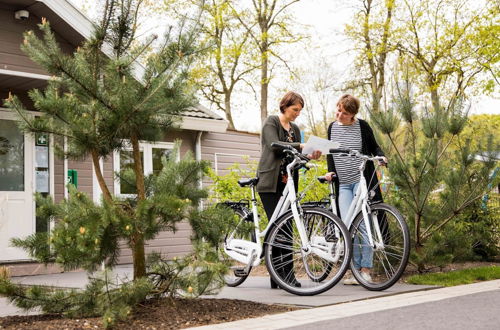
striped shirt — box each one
[330,120,362,184]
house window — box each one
[114,142,177,196]
[0,120,24,191]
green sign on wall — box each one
[67,169,78,187]
[36,133,48,146]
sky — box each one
[69,0,499,132]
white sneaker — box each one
[360,272,373,282]
[343,276,359,285]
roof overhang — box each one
[0,69,50,91]
[0,0,228,133]
[180,117,228,133]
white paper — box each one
[302,135,340,155]
[35,170,49,193]
[35,146,49,168]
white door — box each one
[0,112,34,261]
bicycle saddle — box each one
[238,177,259,187]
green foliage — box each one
[207,158,330,223]
[457,196,500,261]
[370,106,400,135]
[189,205,237,249]
[0,271,152,328]
[373,91,499,269]
[298,161,330,204]
[4,148,232,323]
[12,187,121,271]
[1,0,232,325]
[207,158,258,203]
[406,266,500,286]
[145,242,227,298]
[3,0,205,280]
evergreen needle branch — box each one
[387,132,418,205]
[421,193,484,240]
[418,136,454,181]
[55,64,115,115]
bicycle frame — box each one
[224,149,335,268]
[328,152,386,250]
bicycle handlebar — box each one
[271,142,297,152]
[328,148,387,165]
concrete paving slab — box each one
[203,276,437,307]
[0,298,40,317]
[9,264,134,289]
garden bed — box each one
[0,298,297,329]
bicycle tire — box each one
[219,206,256,287]
[301,206,341,282]
[350,203,410,291]
[264,207,352,296]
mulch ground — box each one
[0,298,298,329]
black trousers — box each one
[259,177,298,280]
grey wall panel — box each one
[0,8,77,75]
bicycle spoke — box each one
[350,204,410,291]
[265,207,352,295]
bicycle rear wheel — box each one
[350,203,410,291]
[264,207,352,296]
[219,206,256,287]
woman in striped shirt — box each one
[325,94,387,285]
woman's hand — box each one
[308,150,322,160]
[379,156,388,166]
[325,172,336,182]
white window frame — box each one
[113,141,178,197]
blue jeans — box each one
[338,182,373,269]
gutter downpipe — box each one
[195,131,203,208]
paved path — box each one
[189,279,500,330]
[2,264,435,318]
[204,276,435,307]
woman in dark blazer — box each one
[256,91,320,289]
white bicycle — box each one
[218,143,352,296]
[312,148,410,291]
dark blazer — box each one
[256,115,301,193]
[326,119,385,211]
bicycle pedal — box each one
[233,269,248,277]
[325,234,337,242]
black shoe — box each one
[289,277,301,288]
[270,277,279,289]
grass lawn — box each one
[406,265,500,286]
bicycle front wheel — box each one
[219,206,256,287]
[264,207,352,296]
[350,203,410,291]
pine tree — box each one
[0,0,235,325]
[371,85,499,270]
[4,0,200,279]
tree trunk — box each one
[130,134,146,279]
[260,54,268,127]
[224,93,235,130]
[90,149,112,203]
[260,29,269,127]
[414,212,422,250]
[428,75,441,112]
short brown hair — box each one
[337,94,360,116]
[279,91,304,113]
